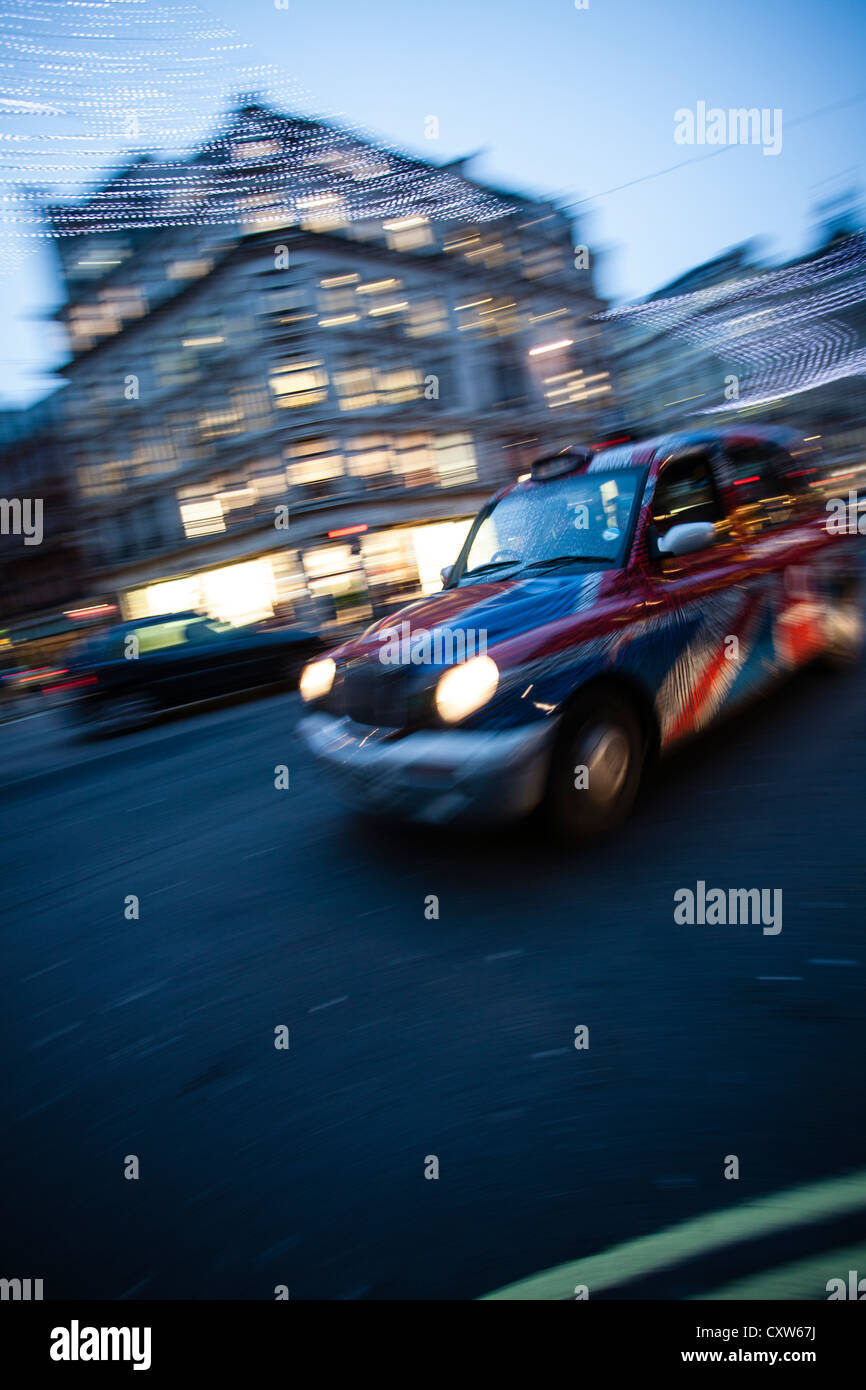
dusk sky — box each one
[2,0,865,404]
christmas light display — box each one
[599,233,866,411]
[0,0,512,257]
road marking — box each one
[104,983,165,1010]
[307,996,348,1013]
[809,958,860,967]
[118,1277,152,1300]
[22,958,73,982]
[0,708,54,727]
[31,1023,81,1048]
[481,1168,866,1300]
[693,1241,866,1300]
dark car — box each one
[65,611,322,733]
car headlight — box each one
[434,655,499,724]
[299,657,336,703]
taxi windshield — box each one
[455,467,646,584]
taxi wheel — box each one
[97,693,157,736]
[544,692,644,842]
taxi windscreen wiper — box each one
[518,554,612,573]
[462,558,522,578]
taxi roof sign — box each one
[530,448,593,482]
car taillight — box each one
[51,674,98,692]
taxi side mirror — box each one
[656,521,718,558]
[440,565,454,587]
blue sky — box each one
[3,0,865,404]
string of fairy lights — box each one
[0,0,511,261]
[598,233,866,410]
[2,0,863,412]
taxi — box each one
[298,427,861,839]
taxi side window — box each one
[133,620,192,655]
[652,452,725,536]
[722,443,795,531]
[722,443,786,504]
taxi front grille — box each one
[331,661,410,728]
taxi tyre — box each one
[96,692,158,737]
[543,689,645,842]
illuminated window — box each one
[296,193,347,231]
[261,283,314,324]
[179,498,226,538]
[71,238,130,278]
[360,529,418,591]
[334,363,422,410]
[334,367,378,411]
[434,434,478,487]
[464,237,512,270]
[409,519,473,594]
[382,216,433,251]
[130,431,177,479]
[444,231,480,255]
[524,248,564,279]
[457,296,519,338]
[346,436,394,482]
[356,277,406,319]
[302,542,371,625]
[270,360,329,408]
[167,258,213,280]
[378,366,422,404]
[78,463,125,498]
[126,558,278,627]
[181,312,224,350]
[543,369,611,409]
[393,435,437,488]
[285,438,345,489]
[217,485,256,515]
[197,407,244,441]
[318,273,359,317]
[407,297,449,337]
[154,346,199,388]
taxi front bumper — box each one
[298,711,558,826]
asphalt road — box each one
[1,664,865,1300]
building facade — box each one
[0,393,83,623]
[50,103,615,634]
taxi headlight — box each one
[434,655,499,724]
[299,657,336,703]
